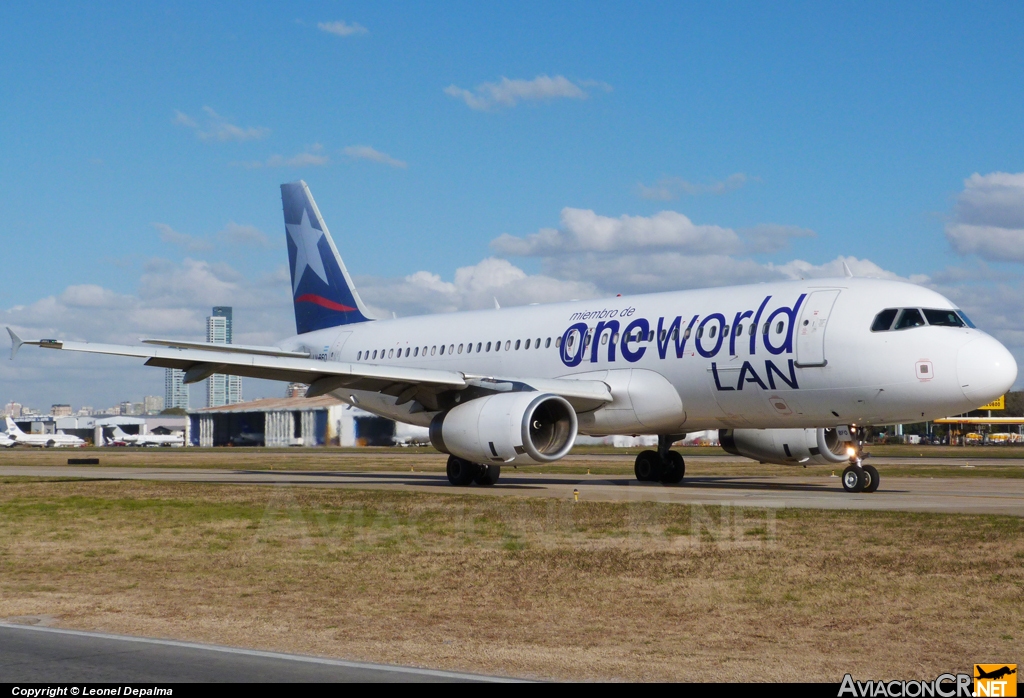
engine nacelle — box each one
[430,392,578,464]
[719,427,853,465]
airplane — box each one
[7,181,1018,491]
[3,416,85,448]
[975,666,1016,681]
[106,425,184,447]
[0,431,15,448]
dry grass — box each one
[0,479,1021,681]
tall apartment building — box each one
[165,368,189,410]
[207,306,242,407]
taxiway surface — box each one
[0,623,513,682]
[2,462,1022,516]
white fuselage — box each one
[4,421,85,448]
[276,277,1016,434]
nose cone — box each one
[957,334,1018,405]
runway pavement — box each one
[2,463,1023,516]
[0,623,517,682]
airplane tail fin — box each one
[111,426,127,438]
[5,417,23,435]
[281,181,373,334]
[7,327,24,360]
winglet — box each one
[493,297,501,310]
[842,260,854,278]
[7,327,23,360]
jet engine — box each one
[430,392,578,465]
[719,427,853,465]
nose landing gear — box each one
[842,461,880,493]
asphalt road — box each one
[0,623,516,682]
[2,463,1023,516]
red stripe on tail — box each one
[295,294,357,312]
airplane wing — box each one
[8,329,612,413]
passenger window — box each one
[466,343,471,354]
[545,338,551,348]
[762,322,769,335]
[749,323,755,336]
[535,338,541,347]
[372,350,377,359]
[697,327,703,339]
[414,347,419,357]
[601,334,607,345]
[357,351,362,360]
[486,341,492,352]
[775,321,784,334]
[735,324,742,336]
[555,336,562,348]
[672,327,678,340]
[871,308,899,332]
[431,346,436,356]
[648,330,654,342]
[439,345,445,355]
[659,330,666,342]
[449,344,454,354]
[504,340,511,351]
[709,326,717,339]
[894,309,925,330]
[476,342,482,352]
[723,325,729,337]
[684,327,691,340]
[458,344,463,354]
[923,309,965,327]
[525,339,531,349]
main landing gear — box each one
[634,434,686,485]
[446,455,501,486]
[841,461,879,493]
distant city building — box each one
[119,401,144,416]
[285,383,308,398]
[4,402,22,417]
[76,406,92,416]
[50,404,72,417]
[143,395,165,414]
[206,307,242,408]
[165,368,189,410]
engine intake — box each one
[720,427,852,465]
[430,392,578,464]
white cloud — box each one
[152,223,213,252]
[173,107,270,142]
[491,208,743,257]
[637,173,753,200]
[355,258,599,317]
[317,21,368,36]
[444,75,608,111]
[238,144,330,169]
[946,172,1024,262]
[154,222,270,250]
[342,145,407,169]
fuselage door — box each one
[328,331,353,361]
[794,289,841,367]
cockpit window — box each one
[956,310,976,328]
[922,309,965,327]
[894,308,926,330]
[871,308,899,332]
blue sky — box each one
[3,2,1024,409]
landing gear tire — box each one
[634,450,662,482]
[446,455,478,486]
[841,464,866,493]
[862,464,880,493]
[474,464,501,486]
[660,451,686,484]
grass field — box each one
[0,478,1021,681]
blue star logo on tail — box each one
[286,209,329,294]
